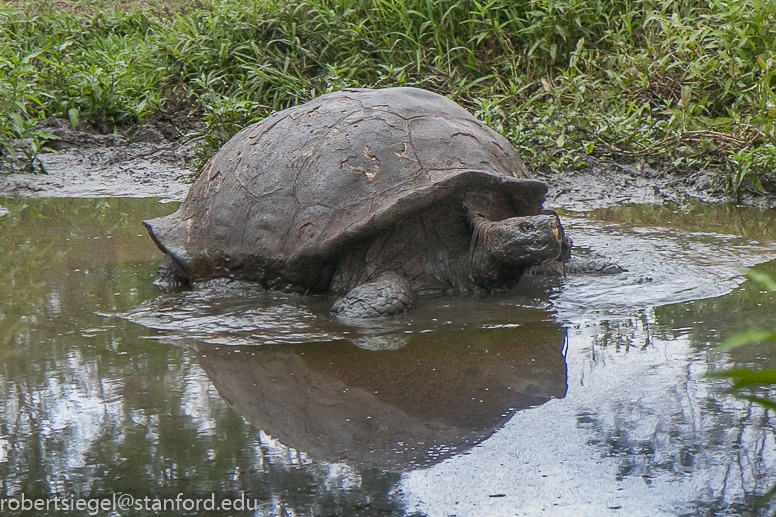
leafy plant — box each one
[0,43,58,173]
[710,271,776,508]
[0,113,59,174]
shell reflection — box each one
[194,311,567,471]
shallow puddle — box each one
[1,198,776,515]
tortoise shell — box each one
[144,87,548,291]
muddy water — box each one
[1,198,776,516]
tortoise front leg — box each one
[332,272,414,319]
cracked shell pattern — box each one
[144,87,539,291]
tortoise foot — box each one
[332,272,414,319]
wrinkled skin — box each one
[144,87,622,318]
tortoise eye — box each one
[519,221,535,233]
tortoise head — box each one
[483,214,564,265]
[469,210,564,285]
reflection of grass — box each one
[710,271,776,508]
[583,203,776,242]
[0,198,176,347]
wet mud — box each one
[0,117,198,201]
[543,158,776,212]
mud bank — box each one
[0,118,198,202]
[2,122,776,211]
[543,159,776,212]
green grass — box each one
[2,0,776,196]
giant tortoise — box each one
[144,87,620,318]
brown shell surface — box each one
[145,87,546,286]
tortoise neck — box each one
[468,217,525,290]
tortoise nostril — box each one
[519,221,535,232]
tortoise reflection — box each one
[195,310,567,471]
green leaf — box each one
[1,140,17,160]
[748,271,776,291]
[10,113,25,133]
[30,131,59,141]
[718,329,776,351]
[681,85,691,109]
[68,108,79,130]
[527,39,541,58]
[739,395,776,413]
[708,368,776,388]
[713,117,733,129]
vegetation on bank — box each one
[2,0,776,196]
